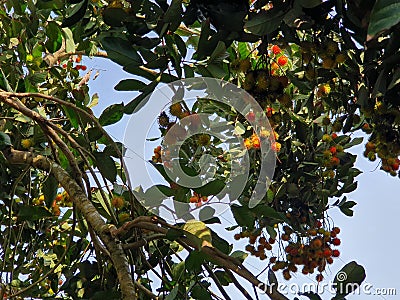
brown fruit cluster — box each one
[271,224,341,282]
[234,230,276,261]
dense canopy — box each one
[0,0,399,299]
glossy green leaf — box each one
[193,180,224,197]
[368,0,400,39]
[164,0,182,21]
[102,7,128,27]
[231,204,255,228]
[185,250,205,273]
[339,200,357,216]
[62,0,88,27]
[124,79,159,114]
[45,22,62,53]
[99,103,124,126]
[333,261,366,299]
[210,230,230,254]
[230,250,248,263]
[114,79,147,91]
[101,37,143,67]
[93,152,117,182]
[182,220,212,246]
[62,28,75,53]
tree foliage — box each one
[0,0,399,299]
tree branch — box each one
[2,148,136,300]
[116,217,289,300]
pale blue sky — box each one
[83,56,400,299]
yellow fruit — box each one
[21,138,33,149]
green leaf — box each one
[171,261,185,281]
[62,28,75,53]
[333,261,366,299]
[231,204,255,228]
[185,250,206,273]
[102,7,128,27]
[45,21,62,53]
[339,200,357,216]
[87,127,103,142]
[343,137,363,149]
[244,11,284,36]
[62,0,88,27]
[182,220,212,247]
[230,250,248,263]
[43,175,58,208]
[174,34,187,58]
[214,270,233,286]
[199,206,216,221]
[209,41,228,63]
[100,37,143,67]
[237,42,250,59]
[63,106,79,129]
[114,79,147,91]
[163,0,183,23]
[93,152,117,182]
[191,282,213,300]
[193,180,224,197]
[341,182,358,194]
[165,285,180,300]
[99,103,124,126]
[251,205,286,221]
[0,132,11,150]
[92,189,112,220]
[18,205,53,221]
[368,0,400,39]
[210,230,230,254]
[124,79,159,114]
